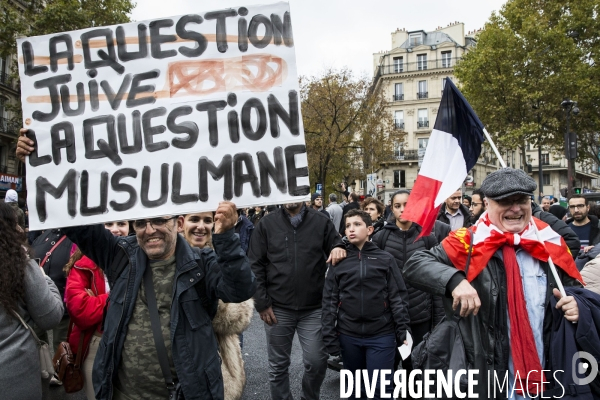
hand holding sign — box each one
[16,129,34,162]
[17,3,310,230]
[214,201,237,234]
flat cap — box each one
[480,168,537,200]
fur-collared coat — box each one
[212,298,254,400]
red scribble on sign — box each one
[166,54,288,97]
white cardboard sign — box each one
[18,2,309,230]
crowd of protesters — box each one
[1,130,599,400]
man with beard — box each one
[567,194,600,253]
[469,189,486,223]
[249,202,345,400]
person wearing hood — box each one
[4,189,25,230]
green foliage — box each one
[0,0,134,56]
[0,0,134,122]
[454,0,599,166]
[301,68,400,197]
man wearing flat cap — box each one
[404,168,584,399]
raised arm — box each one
[204,202,256,303]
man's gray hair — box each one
[329,193,337,202]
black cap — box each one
[480,168,537,200]
[311,193,322,202]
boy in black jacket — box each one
[322,209,410,399]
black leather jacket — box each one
[404,243,581,399]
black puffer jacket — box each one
[372,220,450,326]
[321,241,410,355]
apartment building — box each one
[0,1,26,199]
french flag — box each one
[402,78,485,238]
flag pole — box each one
[483,128,567,297]
[483,128,507,169]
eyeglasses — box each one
[133,217,176,230]
[470,202,483,207]
[496,197,531,207]
[568,204,587,210]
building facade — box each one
[0,1,26,200]
[370,23,598,203]
[370,23,498,201]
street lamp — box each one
[561,99,580,197]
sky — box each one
[131,0,508,79]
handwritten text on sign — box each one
[18,2,308,230]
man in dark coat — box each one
[437,189,472,230]
[405,168,583,398]
[249,202,345,400]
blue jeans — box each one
[339,333,396,400]
[264,307,328,400]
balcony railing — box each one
[0,117,19,136]
[417,92,428,99]
[378,57,461,76]
[0,71,12,88]
[393,94,404,101]
[393,149,419,161]
[394,120,404,129]
[417,120,429,128]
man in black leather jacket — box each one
[405,168,583,399]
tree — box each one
[454,0,596,168]
[0,0,135,115]
[300,68,400,198]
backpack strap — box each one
[374,228,392,249]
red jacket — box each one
[65,255,108,360]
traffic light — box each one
[560,188,567,197]
[573,187,582,194]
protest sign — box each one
[17,2,308,230]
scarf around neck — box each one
[441,212,583,395]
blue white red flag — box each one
[402,78,485,238]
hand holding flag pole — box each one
[482,129,567,298]
[402,79,567,297]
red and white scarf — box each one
[442,212,583,395]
